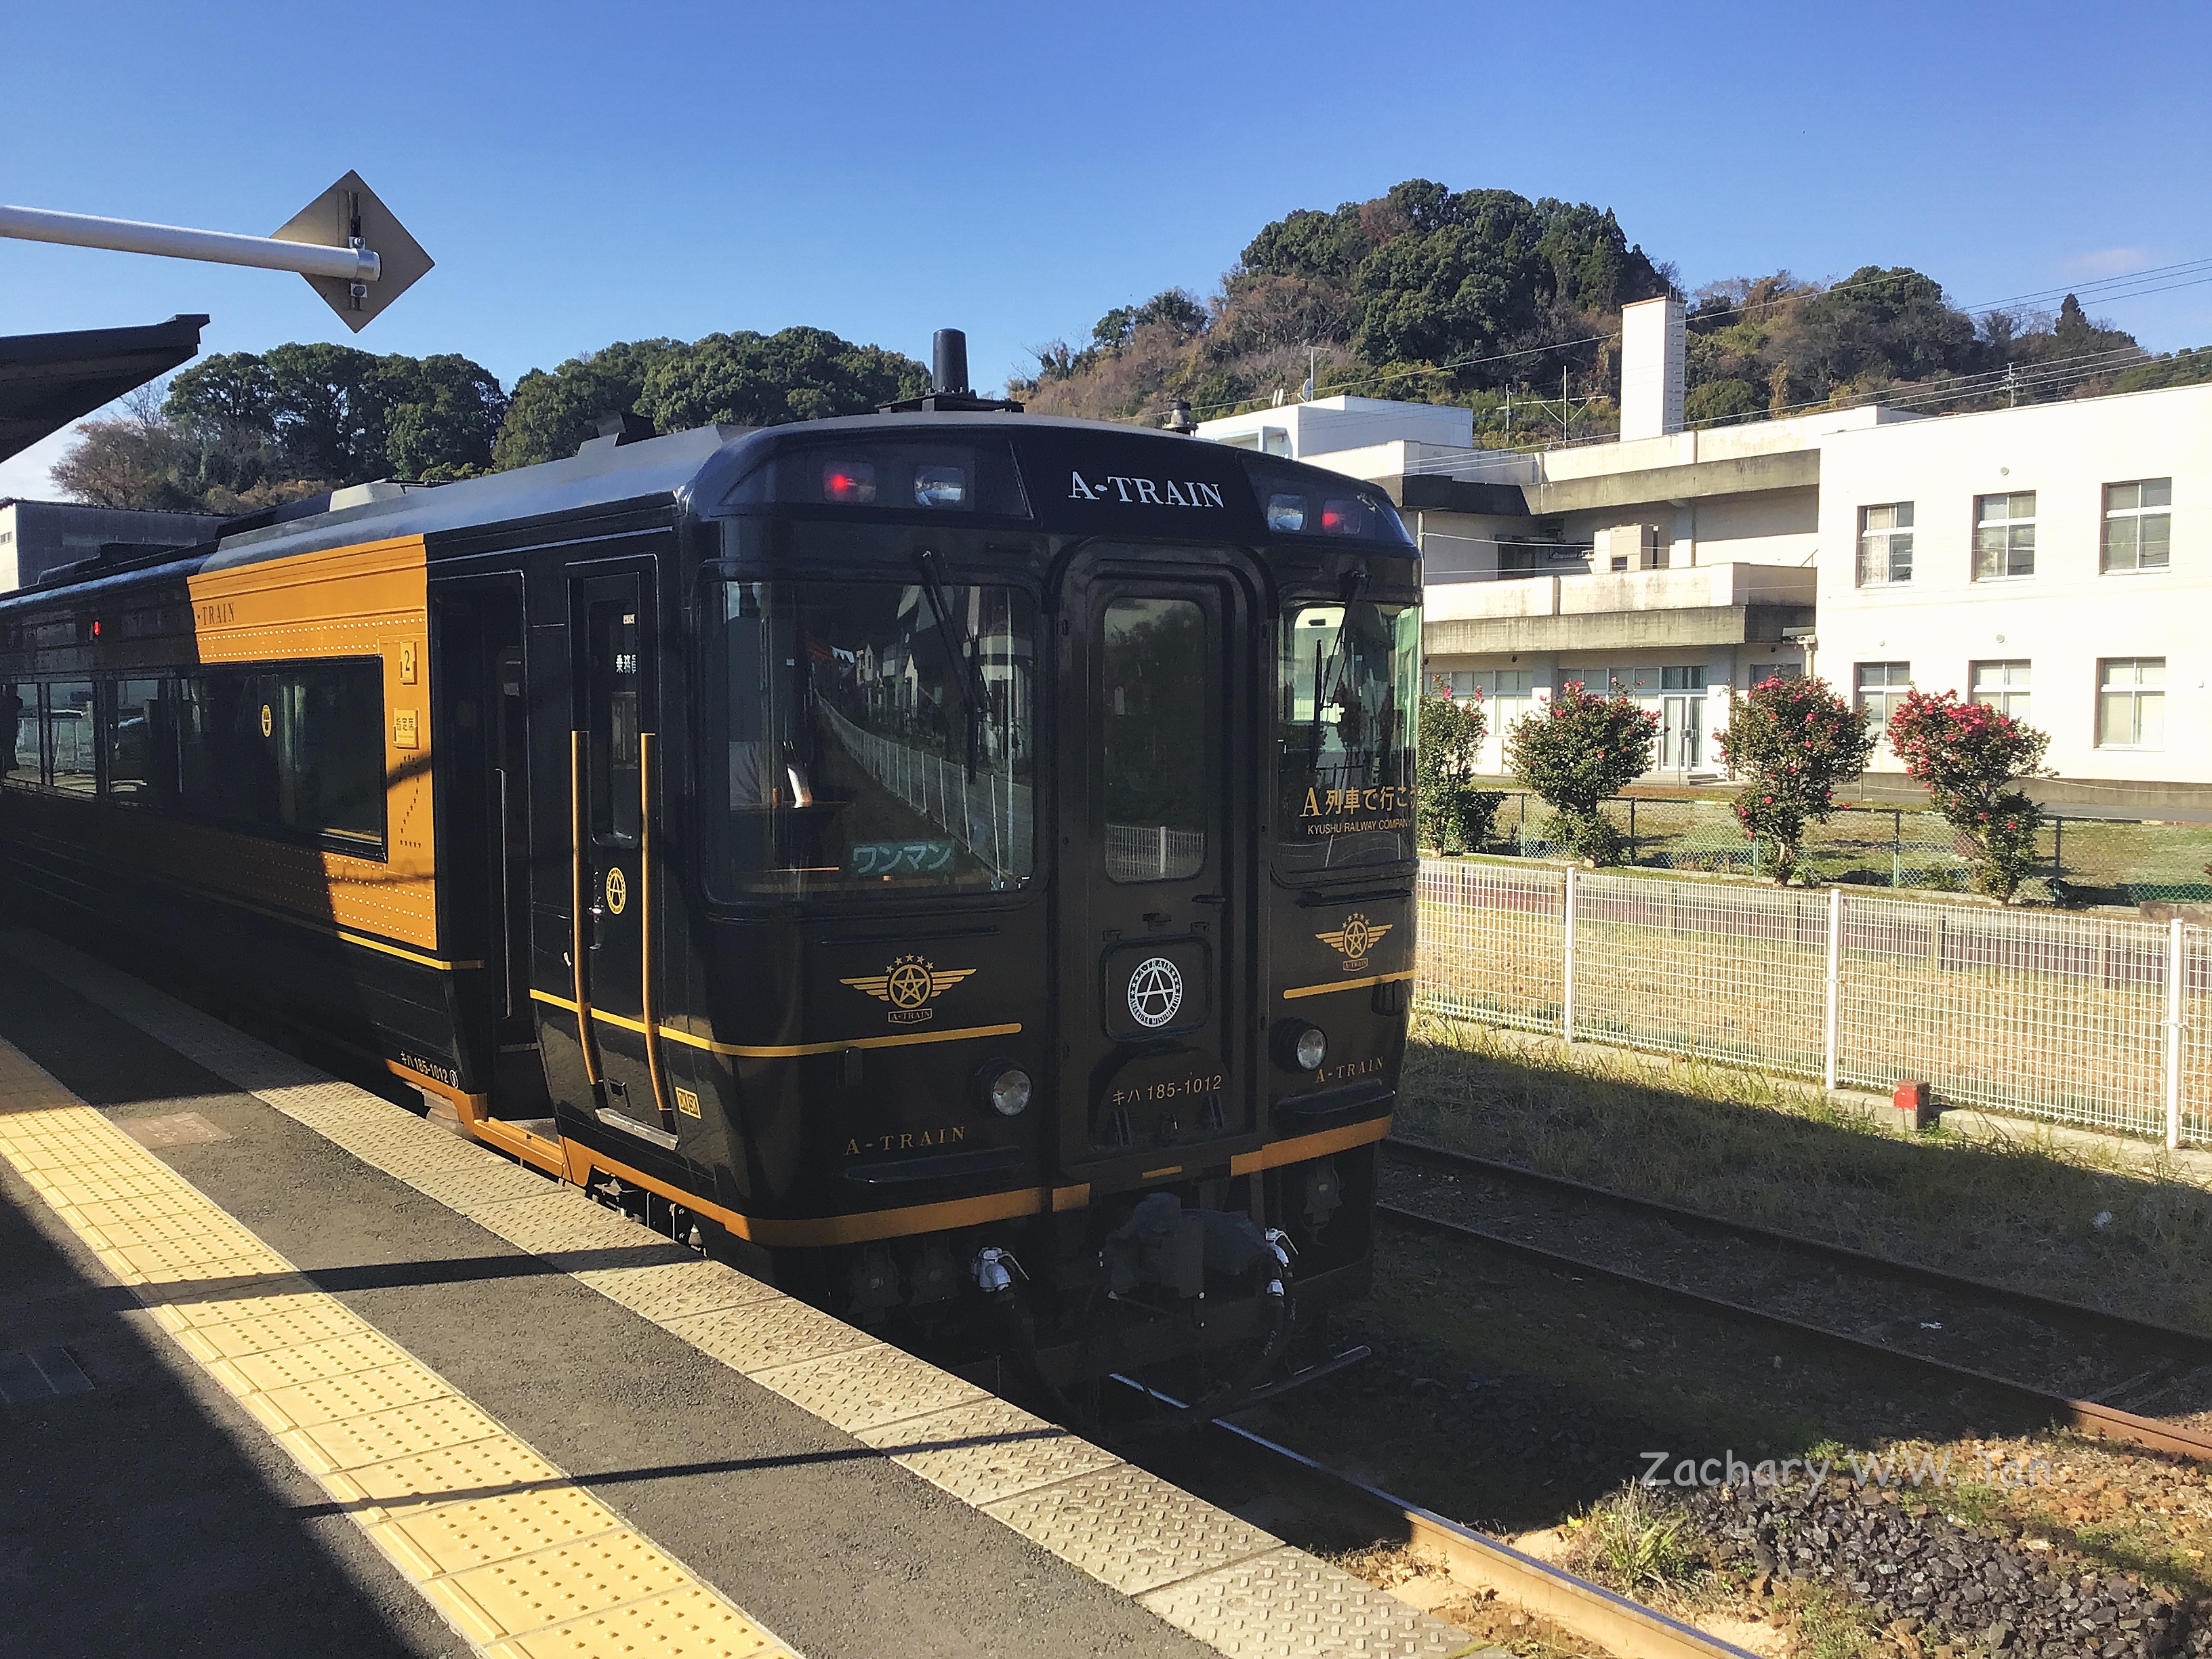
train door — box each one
[1056,548,1257,1172]
[567,566,676,1149]
[430,578,553,1130]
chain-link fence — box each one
[1464,792,2212,909]
[1416,861,2209,1145]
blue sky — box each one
[5,0,2209,495]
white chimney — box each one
[1619,295,1685,441]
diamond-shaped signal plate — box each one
[271,170,432,332]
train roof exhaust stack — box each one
[933,329,970,396]
[880,325,1024,415]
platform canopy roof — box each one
[0,313,207,464]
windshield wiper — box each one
[914,547,986,781]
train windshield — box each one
[1277,598,1420,874]
[703,579,1036,897]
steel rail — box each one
[1109,1374,1765,1659]
[1383,1136,2212,1364]
[1374,1200,2212,1464]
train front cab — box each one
[431,420,1419,1387]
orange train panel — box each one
[186,537,438,951]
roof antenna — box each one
[933,329,970,396]
[879,327,1023,414]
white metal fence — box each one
[823,705,1033,876]
[1416,859,2210,1147]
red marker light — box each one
[1321,499,1365,535]
[822,459,878,504]
[89,619,101,637]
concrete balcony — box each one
[1422,561,1816,653]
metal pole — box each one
[2053,814,2064,890]
[1561,866,1578,1043]
[1824,886,1843,1092]
[2167,918,2187,1151]
[1892,810,1902,889]
[0,202,379,283]
[1629,798,1639,867]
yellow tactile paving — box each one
[0,1045,799,1659]
[5,928,1481,1659]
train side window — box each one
[178,661,386,856]
[1,684,36,787]
[47,681,97,797]
[586,602,642,847]
[107,678,180,806]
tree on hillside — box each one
[1019,178,1669,424]
[167,346,507,487]
[55,346,508,513]
[2112,345,2212,393]
[491,328,928,468]
[491,338,683,472]
[49,389,198,511]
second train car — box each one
[0,374,1421,1396]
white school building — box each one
[1200,304,2209,811]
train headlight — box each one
[981,1062,1031,1117]
[1271,1021,1330,1073]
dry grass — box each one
[1397,1011,2212,1334]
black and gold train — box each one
[0,370,1421,1395]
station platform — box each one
[0,928,1470,1659]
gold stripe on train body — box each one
[1229,1115,1393,1175]
[186,535,440,954]
[559,1138,1092,1248]
[528,988,1022,1059]
[1279,969,1416,1000]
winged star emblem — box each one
[842,954,977,1018]
[1315,912,1391,970]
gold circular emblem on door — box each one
[260,703,273,738]
[605,867,628,915]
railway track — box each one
[1378,1135,2212,1462]
[1107,1374,1763,1659]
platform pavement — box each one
[0,929,1483,1659]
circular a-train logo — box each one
[1126,956,1185,1029]
[885,958,934,1009]
[604,867,627,915]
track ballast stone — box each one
[1688,1480,2193,1659]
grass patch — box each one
[1565,1484,1706,1597]
[1397,1012,2212,1333]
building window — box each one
[1969,660,2031,720]
[1973,492,2036,579]
[1857,503,1914,585]
[1660,665,1706,691]
[2102,480,2171,573]
[2097,657,2165,750]
[1856,662,1912,737]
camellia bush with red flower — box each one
[1886,689,2053,903]
[1715,674,1879,885]
[1416,680,1500,853]
[1504,680,1658,864]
